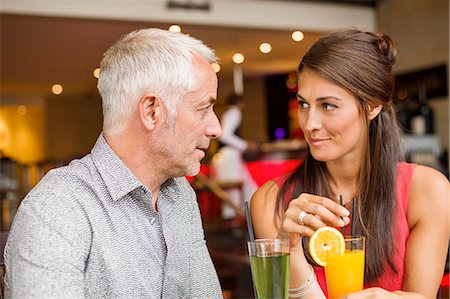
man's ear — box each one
[368,104,383,120]
[140,95,162,130]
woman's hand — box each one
[338,288,427,299]
[279,193,351,249]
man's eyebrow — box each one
[195,96,216,108]
[202,97,217,106]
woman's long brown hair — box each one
[275,29,405,283]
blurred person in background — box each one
[212,93,258,220]
[4,28,223,298]
[251,29,449,298]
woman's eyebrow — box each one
[296,93,342,102]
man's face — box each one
[159,57,222,177]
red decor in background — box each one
[188,160,302,218]
[440,273,449,299]
[442,273,449,287]
[246,159,301,186]
[187,165,221,219]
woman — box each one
[251,29,449,298]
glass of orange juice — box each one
[325,236,365,299]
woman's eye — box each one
[323,103,336,111]
[298,101,309,109]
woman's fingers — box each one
[296,193,350,216]
[280,193,352,239]
[281,211,316,236]
[289,193,350,228]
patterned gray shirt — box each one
[4,134,223,299]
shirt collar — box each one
[91,133,181,202]
[91,133,142,201]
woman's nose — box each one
[303,109,322,132]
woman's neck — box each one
[326,159,360,203]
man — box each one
[4,28,223,298]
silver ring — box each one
[298,210,308,225]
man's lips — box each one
[195,146,209,157]
[196,145,209,152]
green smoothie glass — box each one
[247,239,290,299]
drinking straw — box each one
[244,202,258,299]
[244,201,255,242]
[339,195,345,235]
[351,198,356,238]
[350,198,357,250]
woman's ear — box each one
[368,104,383,120]
[140,95,162,130]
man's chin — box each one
[184,163,201,177]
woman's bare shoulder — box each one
[250,180,281,237]
[408,164,449,227]
[251,180,280,206]
[410,164,448,194]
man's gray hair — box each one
[97,28,218,135]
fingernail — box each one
[338,219,345,227]
[342,208,350,216]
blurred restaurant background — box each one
[0,0,449,298]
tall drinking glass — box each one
[325,236,365,299]
[247,239,290,299]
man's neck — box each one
[104,131,164,206]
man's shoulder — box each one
[23,154,101,206]
[45,154,97,184]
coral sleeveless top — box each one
[275,162,415,295]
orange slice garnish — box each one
[308,226,345,267]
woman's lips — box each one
[309,137,330,146]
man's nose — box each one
[206,112,222,139]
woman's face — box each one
[296,69,367,163]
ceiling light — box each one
[168,24,182,32]
[17,105,27,116]
[93,68,100,79]
[52,84,63,95]
[232,53,245,64]
[259,42,272,54]
[292,31,304,42]
[211,62,221,73]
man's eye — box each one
[199,104,213,116]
